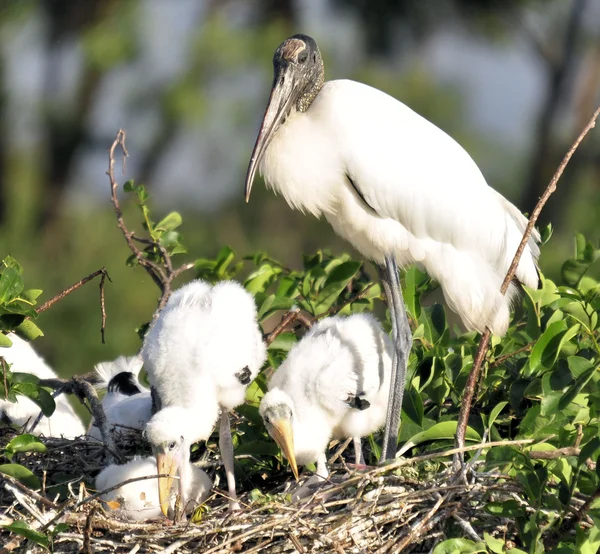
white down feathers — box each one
[0,333,85,438]
[96,456,211,521]
[261,314,392,466]
[88,355,152,440]
[142,280,267,443]
[260,79,540,336]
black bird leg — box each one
[379,255,413,462]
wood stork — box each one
[0,333,85,439]
[260,313,391,484]
[88,355,152,441]
[142,279,267,513]
[245,34,540,460]
[95,456,212,521]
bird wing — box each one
[322,80,539,272]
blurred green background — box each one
[0,0,598,378]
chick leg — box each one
[353,437,364,465]
[219,410,240,511]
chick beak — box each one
[270,417,299,480]
[156,451,178,517]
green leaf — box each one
[6,434,47,455]
[268,332,297,352]
[485,499,527,517]
[488,401,508,429]
[483,533,505,554]
[257,295,295,321]
[0,267,24,303]
[20,289,43,304]
[123,179,135,192]
[432,538,485,553]
[314,261,362,314]
[396,421,480,456]
[0,464,41,489]
[15,320,44,341]
[528,320,568,374]
[13,383,56,417]
[3,521,49,550]
[402,387,424,427]
[0,333,13,347]
[155,211,183,232]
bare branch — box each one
[107,130,166,293]
[35,267,109,315]
[453,105,600,470]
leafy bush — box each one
[1,164,599,552]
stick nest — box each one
[0,426,536,554]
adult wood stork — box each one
[142,279,267,513]
[88,355,152,440]
[95,456,212,521]
[260,313,391,484]
[0,333,85,438]
[245,34,540,460]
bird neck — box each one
[297,60,324,113]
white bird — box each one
[95,456,212,521]
[0,333,85,439]
[260,313,391,484]
[245,34,540,460]
[87,355,152,441]
[142,279,267,513]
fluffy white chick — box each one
[260,313,391,481]
[88,355,152,440]
[95,456,211,521]
[0,333,85,438]
[142,279,266,513]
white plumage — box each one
[88,355,152,441]
[0,333,85,439]
[258,81,539,337]
[260,314,392,480]
[95,456,212,521]
[142,279,267,512]
[246,34,540,460]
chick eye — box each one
[168,441,176,450]
[264,415,271,425]
[298,51,308,64]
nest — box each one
[0,427,587,553]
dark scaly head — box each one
[245,34,324,202]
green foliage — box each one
[0,256,43,339]
[3,173,600,550]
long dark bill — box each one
[244,65,298,203]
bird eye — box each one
[168,441,176,450]
[298,51,308,64]
[264,415,270,425]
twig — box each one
[35,268,110,315]
[70,376,120,464]
[0,472,58,510]
[107,130,166,295]
[99,270,110,343]
[83,506,97,554]
[1,356,7,400]
[453,105,600,470]
[489,341,535,368]
[528,446,581,459]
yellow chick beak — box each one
[270,418,299,480]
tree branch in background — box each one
[34,267,111,344]
[453,105,600,471]
[107,129,194,315]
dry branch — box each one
[453,104,600,470]
[107,129,194,316]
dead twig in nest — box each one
[454,105,600,469]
